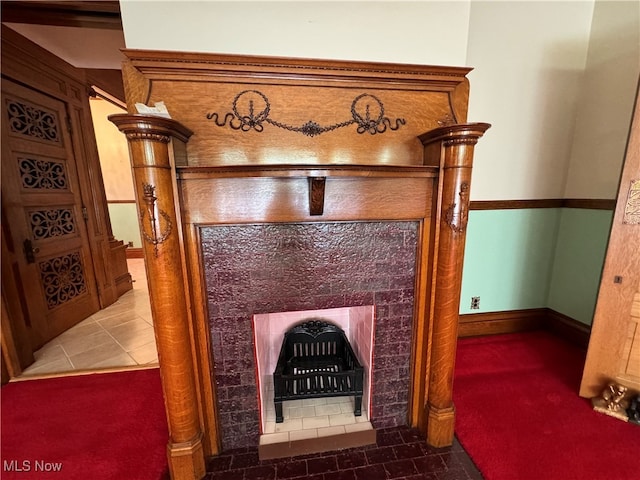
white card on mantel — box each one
[134,101,171,118]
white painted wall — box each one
[563,0,640,199]
[465,1,594,200]
[120,0,470,66]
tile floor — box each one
[20,259,158,377]
[207,425,484,480]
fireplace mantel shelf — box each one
[176,164,439,180]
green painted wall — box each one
[107,203,142,248]
[460,208,613,325]
[460,209,561,314]
[547,208,613,325]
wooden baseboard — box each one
[459,309,547,337]
[458,308,591,350]
[543,309,591,350]
[126,247,144,259]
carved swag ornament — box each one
[207,90,406,137]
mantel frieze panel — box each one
[121,51,472,167]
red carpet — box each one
[454,331,640,480]
[1,368,168,480]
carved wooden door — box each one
[1,79,100,350]
[580,83,640,398]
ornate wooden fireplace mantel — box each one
[110,50,489,480]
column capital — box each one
[109,114,193,144]
[418,122,491,147]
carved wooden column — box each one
[420,123,491,447]
[109,114,205,480]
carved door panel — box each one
[1,79,100,350]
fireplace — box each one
[110,50,489,480]
[203,222,418,449]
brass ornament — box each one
[592,382,630,422]
[140,183,173,257]
[445,182,470,234]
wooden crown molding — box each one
[123,49,473,84]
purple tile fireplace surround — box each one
[202,221,419,451]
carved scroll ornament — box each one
[39,252,87,309]
[7,100,60,143]
[140,183,173,257]
[207,90,405,137]
[29,208,76,240]
[19,157,68,190]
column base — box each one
[167,432,206,480]
[426,404,455,448]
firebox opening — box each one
[253,306,375,446]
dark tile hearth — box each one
[205,426,483,480]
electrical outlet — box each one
[470,296,480,310]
